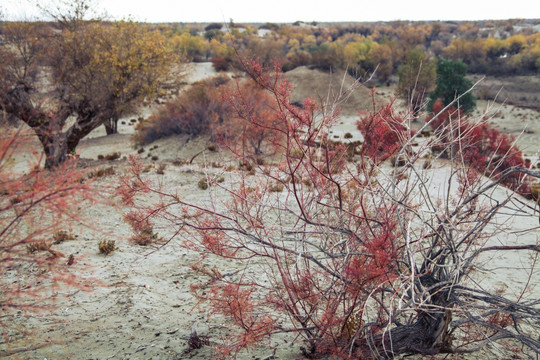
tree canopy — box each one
[0,19,175,168]
[429,58,476,114]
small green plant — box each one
[99,240,117,255]
[344,132,353,139]
[217,176,225,183]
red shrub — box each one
[0,128,97,343]
[427,98,529,194]
[357,102,410,163]
[212,56,230,72]
[122,60,540,359]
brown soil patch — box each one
[285,66,387,116]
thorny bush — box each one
[428,98,530,195]
[135,74,283,156]
[0,127,96,349]
[121,60,540,359]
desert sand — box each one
[3,63,540,359]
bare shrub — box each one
[120,61,540,359]
[0,128,96,346]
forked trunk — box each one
[378,309,452,357]
[42,132,69,169]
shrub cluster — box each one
[428,98,529,194]
[134,75,231,145]
[134,76,282,156]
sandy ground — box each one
[3,63,540,359]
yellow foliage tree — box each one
[0,19,175,167]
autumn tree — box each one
[397,48,436,116]
[0,6,174,168]
[429,58,476,114]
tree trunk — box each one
[104,118,118,135]
[42,132,69,169]
[377,309,452,358]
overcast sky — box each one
[3,0,539,23]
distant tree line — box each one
[162,19,539,79]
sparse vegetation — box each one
[156,163,166,174]
[122,60,540,359]
[87,166,116,179]
[26,240,52,254]
[1,5,540,359]
[198,178,209,190]
[104,152,121,161]
[53,230,76,244]
[98,240,117,255]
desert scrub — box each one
[53,230,76,244]
[198,178,209,190]
[99,240,117,255]
[238,161,253,172]
[390,155,406,167]
[87,166,116,179]
[531,183,540,203]
[156,163,166,175]
[130,224,159,246]
[269,183,284,192]
[104,152,121,161]
[26,240,52,254]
